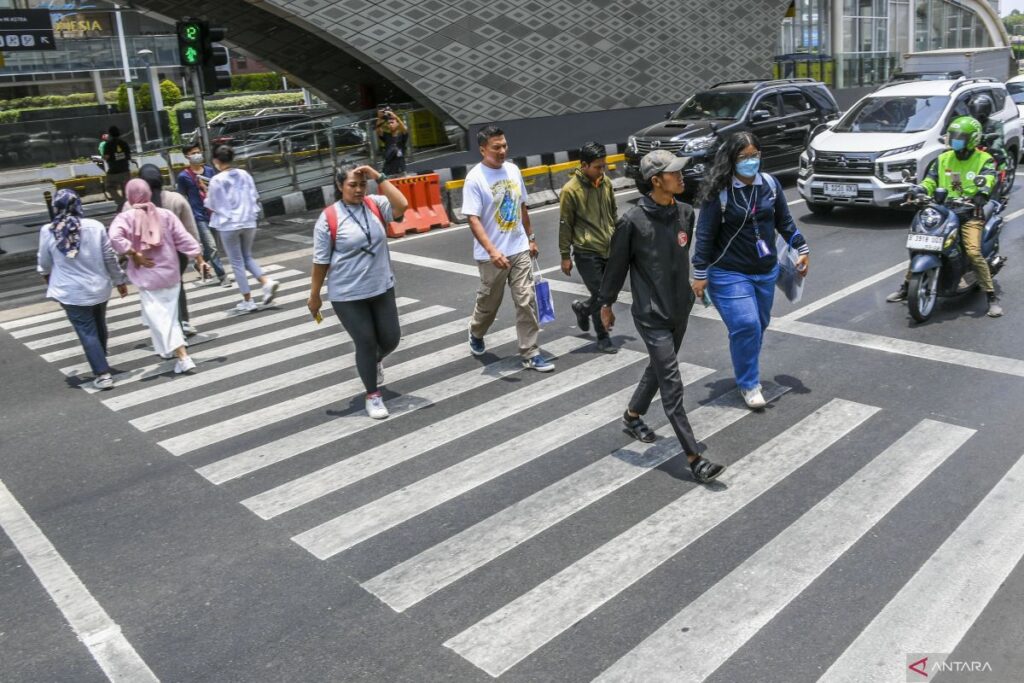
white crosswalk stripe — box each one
[595,419,976,682]
[1,264,287,332]
[362,382,791,613]
[443,399,879,677]
[2,264,1008,682]
[23,270,306,348]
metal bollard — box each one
[43,190,55,222]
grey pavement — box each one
[2,177,1024,682]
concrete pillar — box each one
[92,70,106,105]
[832,0,845,88]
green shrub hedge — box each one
[229,72,284,92]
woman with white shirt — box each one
[37,189,128,389]
[204,145,279,312]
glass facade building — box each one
[777,0,1006,88]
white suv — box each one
[797,78,1022,214]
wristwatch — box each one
[528,234,536,242]
[377,173,389,184]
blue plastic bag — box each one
[533,259,556,325]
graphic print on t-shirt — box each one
[492,179,521,232]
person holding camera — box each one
[376,106,409,177]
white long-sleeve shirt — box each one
[37,218,127,306]
[204,167,261,231]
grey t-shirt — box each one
[312,195,395,302]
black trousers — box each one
[177,253,190,323]
[332,287,402,393]
[573,250,609,339]
[628,319,701,456]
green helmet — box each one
[947,116,982,152]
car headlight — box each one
[627,136,637,153]
[920,207,942,229]
[683,135,715,153]
[877,142,925,159]
[877,160,918,184]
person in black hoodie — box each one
[599,149,725,484]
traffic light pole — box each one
[189,67,212,157]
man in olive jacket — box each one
[559,142,619,353]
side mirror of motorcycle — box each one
[934,187,949,205]
[937,134,947,145]
[974,175,987,188]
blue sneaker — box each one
[468,332,486,356]
[522,354,555,373]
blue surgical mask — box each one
[950,139,967,152]
[735,157,761,178]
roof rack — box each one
[950,77,997,92]
[709,78,818,91]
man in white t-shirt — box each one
[463,126,553,372]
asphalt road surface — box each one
[2,175,1023,682]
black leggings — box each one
[332,288,401,393]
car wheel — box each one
[807,201,834,216]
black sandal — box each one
[622,411,656,443]
[689,456,726,484]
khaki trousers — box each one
[470,249,539,359]
[960,218,994,293]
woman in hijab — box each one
[109,178,202,374]
[37,189,128,389]
[135,163,208,336]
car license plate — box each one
[823,182,858,198]
[906,234,944,251]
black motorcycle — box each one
[902,173,1007,323]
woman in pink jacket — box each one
[109,179,202,374]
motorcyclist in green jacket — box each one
[887,116,1002,317]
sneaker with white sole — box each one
[261,279,280,306]
[468,332,486,356]
[234,299,258,313]
[522,355,555,372]
[92,373,115,390]
[174,356,196,374]
[365,391,389,419]
[741,385,767,409]
[181,321,198,336]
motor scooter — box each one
[902,170,1007,322]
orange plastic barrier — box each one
[386,173,450,237]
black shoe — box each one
[572,300,590,332]
[622,410,656,443]
[886,283,908,303]
[689,456,726,484]
[596,337,617,354]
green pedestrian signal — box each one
[176,18,204,68]
[184,46,199,64]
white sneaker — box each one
[377,361,384,386]
[741,385,767,409]
[174,356,196,374]
[261,280,280,306]
[365,392,388,419]
[234,299,258,313]
[181,321,198,336]
[92,373,114,390]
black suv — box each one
[625,78,840,201]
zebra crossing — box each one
[3,261,1023,681]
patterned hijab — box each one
[50,188,84,258]
[124,178,162,249]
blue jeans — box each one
[61,302,110,376]
[196,220,226,278]
[708,265,778,391]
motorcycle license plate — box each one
[906,234,944,252]
[823,182,858,198]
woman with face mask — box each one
[691,132,810,409]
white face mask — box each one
[188,153,204,165]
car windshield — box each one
[671,91,751,120]
[1006,81,1024,105]
[834,95,948,133]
